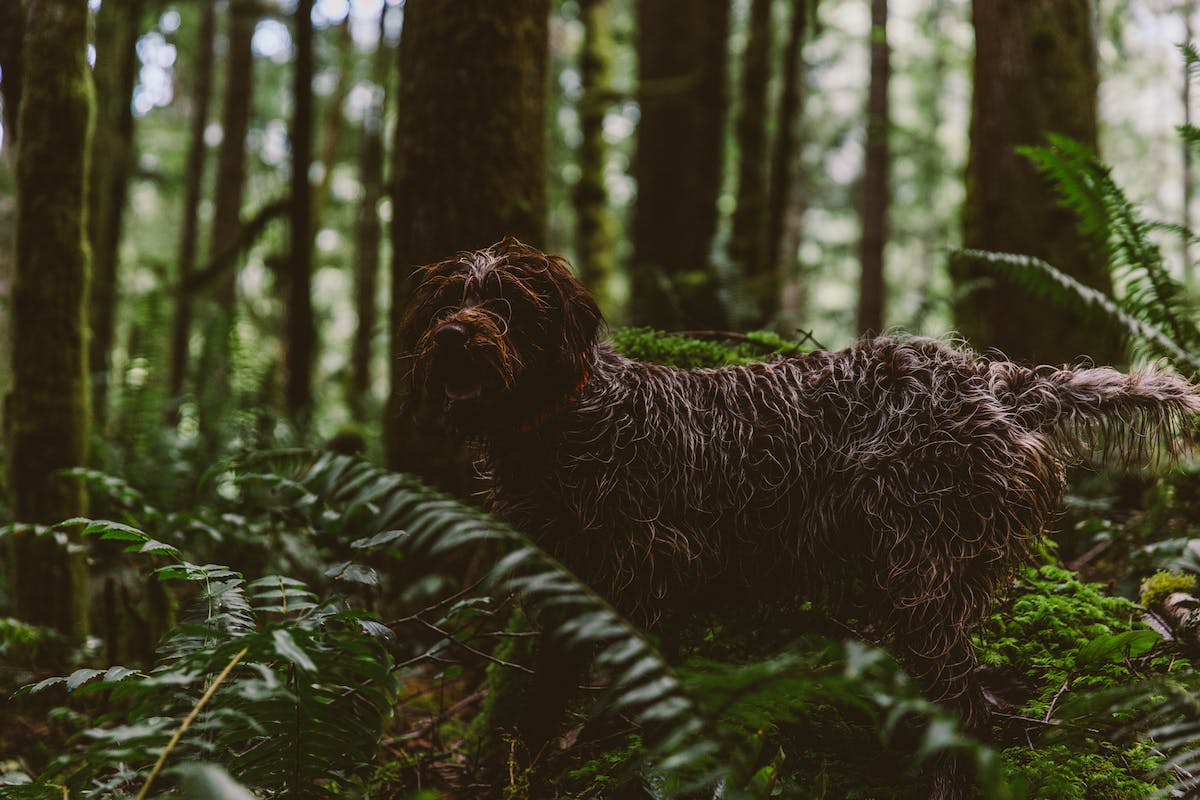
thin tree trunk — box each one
[1185,4,1194,282]
[7,0,93,638]
[729,0,772,307]
[908,0,949,333]
[385,0,549,477]
[285,0,316,421]
[765,0,810,327]
[313,13,352,227]
[168,0,217,410]
[199,0,256,456]
[954,0,1120,365]
[89,0,144,429]
[857,0,890,336]
[630,0,730,330]
[573,0,616,318]
[350,3,392,419]
[0,0,24,142]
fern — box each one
[12,519,396,798]
[958,130,1200,375]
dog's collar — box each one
[513,354,591,434]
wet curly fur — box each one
[400,239,1200,794]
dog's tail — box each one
[990,363,1200,465]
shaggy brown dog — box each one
[400,238,1200,797]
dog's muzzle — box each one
[431,322,484,402]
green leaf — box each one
[350,529,408,549]
[66,668,105,692]
[272,629,317,672]
[1077,630,1161,666]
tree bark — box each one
[198,0,256,456]
[857,0,890,337]
[764,0,811,327]
[729,0,772,304]
[168,0,217,410]
[313,13,352,227]
[7,0,93,638]
[350,3,392,420]
[88,0,144,429]
[285,0,316,422]
[572,0,616,318]
[630,0,730,330]
[954,0,1121,365]
[385,0,549,476]
[0,0,24,143]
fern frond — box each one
[956,249,1200,373]
[288,451,728,788]
[1016,134,1200,362]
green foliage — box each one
[610,326,809,368]
[1002,741,1164,800]
[975,562,1184,797]
[12,518,396,798]
[957,128,1200,375]
[1139,570,1196,608]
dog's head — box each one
[399,238,603,431]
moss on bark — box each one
[7,0,94,639]
[573,0,617,319]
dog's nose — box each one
[434,322,468,348]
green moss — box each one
[1003,742,1164,800]
[1139,570,1195,608]
[977,562,1181,797]
[610,327,807,369]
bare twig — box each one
[136,646,249,800]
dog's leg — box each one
[890,607,988,800]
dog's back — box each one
[485,335,1199,736]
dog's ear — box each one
[398,258,461,351]
[556,259,602,359]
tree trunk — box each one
[630,0,730,330]
[385,0,549,476]
[285,0,316,422]
[313,14,352,227]
[168,0,217,411]
[729,0,772,310]
[350,3,392,420]
[0,0,24,141]
[572,0,616,318]
[198,0,256,456]
[953,0,1121,365]
[7,0,93,638]
[856,0,890,337]
[89,0,144,430]
[1184,5,1194,282]
[765,0,811,328]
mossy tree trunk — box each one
[630,0,730,330]
[285,0,316,422]
[953,0,1121,365]
[350,3,392,420]
[384,0,549,477]
[7,0,93,638]
[168,0,216,411]
[198,0,256,457]
[0,0,24,140]
[856,0,890,336]
[764,0,811,327]
[573,0,616,318]
[729,0,772,313]
[88,0,145,430]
